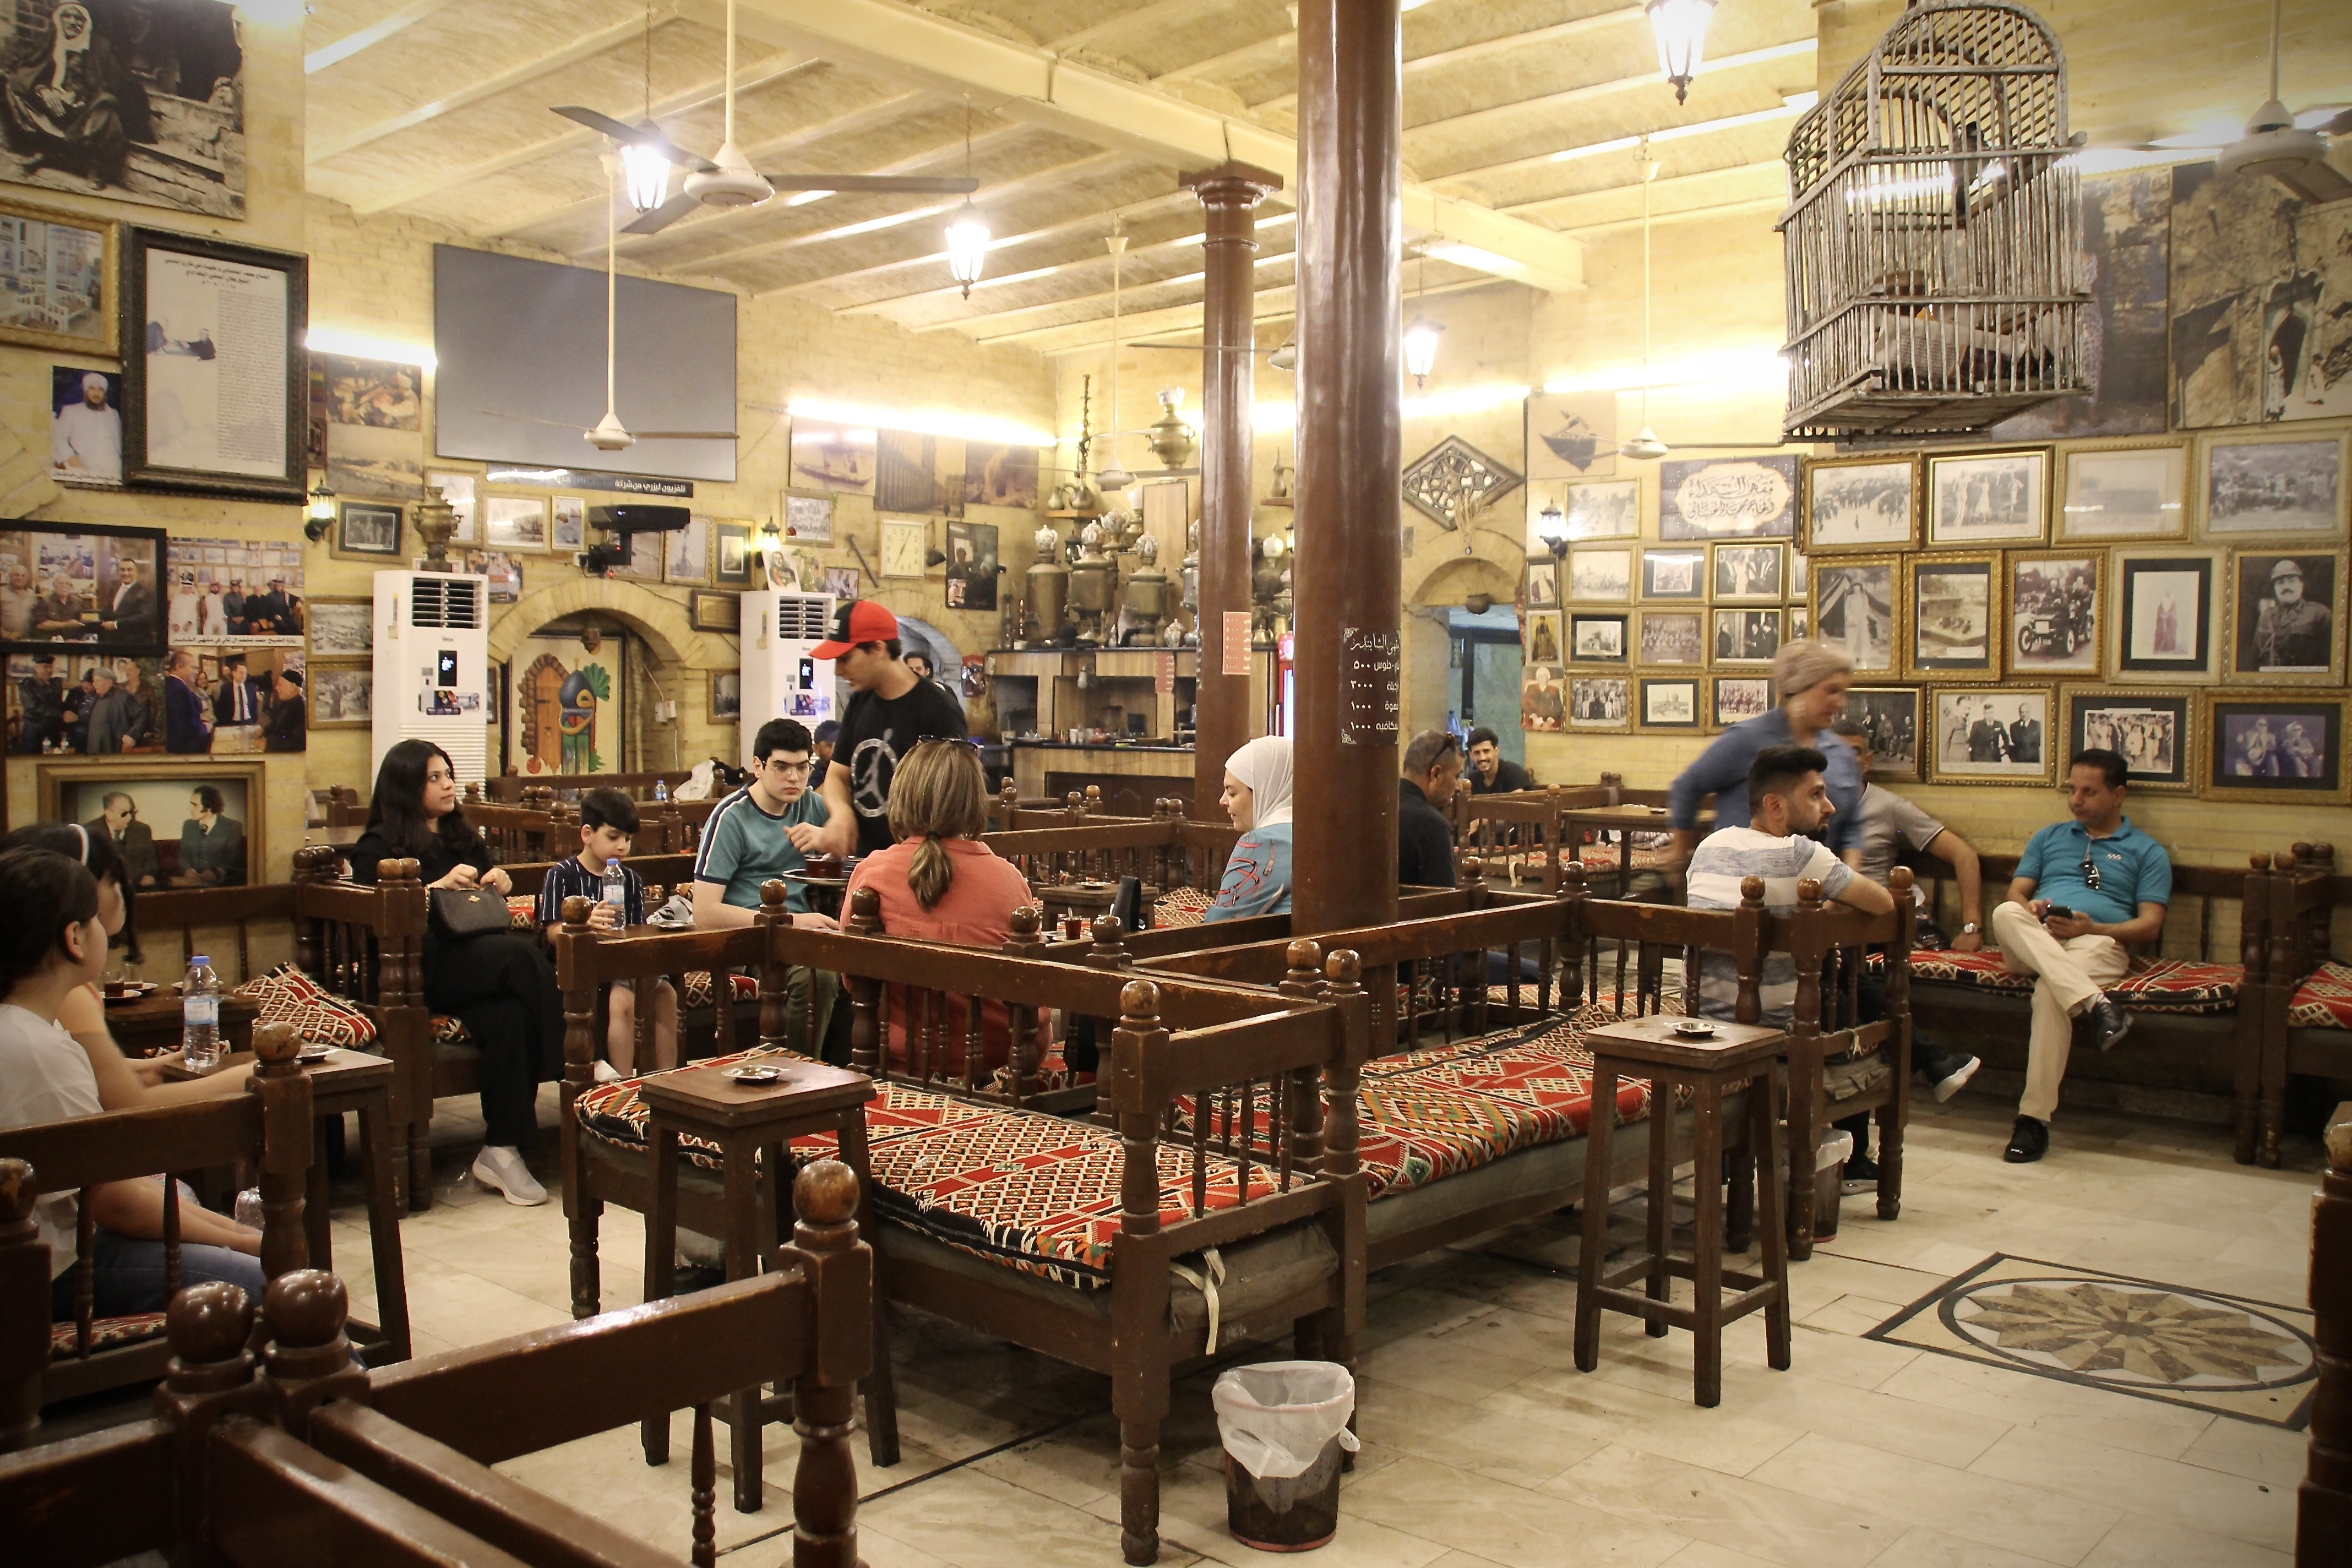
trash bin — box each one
[1814,1129,1854,1240]
[1212,1361,1360,1551]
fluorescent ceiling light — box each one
[306,328,437,371]
[1405,383,1530,420]
[1545,346,1787,393]
[787,396,1053,448]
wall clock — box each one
[881,518,929,579]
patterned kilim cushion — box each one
[237,965,378,1049]
[573,1044,1273,1289]
[681,971,760,1009]
[1905,949,2037,992]
[435,1014,470,1046]
[50,1313,168,1360]
[508,896,538,930]
[1153,886,1212,928]
[1567,842,1667,872]
[1907,949,2240,1013]
[2290,960,2352,1030]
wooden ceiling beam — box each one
[1403,39,1816,139]
[1250,6,1647,113]
[306,0,468,74]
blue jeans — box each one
[48,1225,265,1320]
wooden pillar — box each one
[1183,162,1281,813]
[2304,1101,2352,1564]
[1291,0,1403,935]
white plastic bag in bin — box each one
[1212,1361,1362,1480]
[1816,1130,1854,1172]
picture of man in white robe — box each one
[51,369,119,482]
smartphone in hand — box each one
[2042,905,2074,921]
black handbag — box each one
[430,885,511,939]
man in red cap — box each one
[802,600,968,857]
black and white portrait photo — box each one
[2207,699,2343,802]
[334,501,401,562]
[1805,458,1915,549]
[1639,611,1703,666]
[2204,437,2344,536]
[1712,543,1783,601]
[2232,552,2340,679]
[1813,559,1896,673]
[1933,689,2053,783]
[1525,613,1560,665]
[1713,608,1782,663]
[1641,679,1699,728]
[1841,687,1922,780]
[2010,555,2100,675]
[1524,559,1559,610]
[1911,558,1996,673]
[1928,451,2048,547]
[1569,676,1628,728]
[1641,548,1704,600]
[2068,690,2190,791]
[49,364,118,484]
[1569,613,1626,663]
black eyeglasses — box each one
[2080,851,2101,892]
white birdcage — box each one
[1778,0,2091,438]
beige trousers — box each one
[1990,900,2129,1123]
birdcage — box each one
[1778,0,2090,438]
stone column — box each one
[1182,161,1281,813]
[1291,0,1402,934]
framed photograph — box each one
[1840,687,1923,781]
[2058,440,2188,540]
[1788,607,1810,641]
[461,550,524,603]
[943,519,999,611]
[1640,547,1706,601]
[2200,431,2347,538]
[1567,675,1630,730]
[666,515,712,585]
[1929,687,2056,785]
[2064,689,2193,794]
[551,495,586,551]
[1520,663,1564,732]
[1713,676,1774,727]
[482,496,549,553]
[333,501,403,564]
[307,663,374,731]
[1908,554,2002,679]
[1804,456,1917,552]
[2203,694,2346,803]
[1523,613,1562,666]
[2113,549,2220,683]
[41,761,265,888]
[123,228,308,501]
[424,470,479,545]
[709,669,742,721]
[0,522,166,657]
[2228,549,2345,684]
[1637,610,1705,667]
[782,491,835,544]
[1927,450,2049,547]
[0,199,116,355]
[1811,556,1901,675]
[1711,542,1783,602]
[1523,559,1560,610]
[689,590,738,634]
[1658,454,1798,540]
[50,367,122,487]
[791,417,877,497]
[1559,478,1641,540]
[1569,613,1628,663]
[1566,546,1632,603]
[1640,677,1701,729]
[1788,551,1807,598]
[2008,552,2103,677]
[305,598,373,660]
[1712,607,1783,664]
[713,521,754,586]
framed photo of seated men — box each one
[2062,689,2195,794]
[2226,549,2344,685]
[40,759,264,887]
[1840,686,1923,782]
[1928,686,2055,786]
[2201,695,2347,804]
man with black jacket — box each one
[1398,729,1463,889]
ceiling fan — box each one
[551,0,977,237]
[2116,0,2351,203]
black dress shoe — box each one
[671,1263,728,1295]
[2085,997,2131,1053]
[2005,1115,2049,1163]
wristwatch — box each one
[1960,922,1980,935]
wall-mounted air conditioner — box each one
[372,570,491,788]
[738,591,837,766]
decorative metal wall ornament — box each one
[1401,435,1523,530]
[1779,0,2092,438]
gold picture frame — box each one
[2006,549,2104,679]
[307,662,373,731]
[1925,685,2056,786]
[2055,437,2189,542]
[1802,454,1918,553]
[2224,546,2347,686]
[40,758,267,885]
[2201,691,2348,804]
[2062,687,2195,794]
[1809,554,1903,677]
[0,196,118,356]
[1907,552,2005,682]
[689,589,739,633]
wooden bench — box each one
[2250,843,2352,1168]
[0,1157,872,1568]
[482,768,703,802]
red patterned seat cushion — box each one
[1906,949,2240,1013]
[434,1014,470,1045]
[508,896,538,930]
[681,971,759,1009]
[2290,960,2352,1030]
[1153,886,1212,928]
[574,1046,1271,1289]
[50,1313,168,1360]
[237,965,378,1049]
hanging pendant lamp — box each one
[1403,252,1444,388]
[619,6,669,213]
[1646,0,1718,105]
[945,100,990,297]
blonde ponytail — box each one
[885,740,989,911]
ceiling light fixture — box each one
[945,100,990,298]
[1646,0,1718,105]
[785,396,1052,449]
[620,6,669,213]
[1403,251,1444,389]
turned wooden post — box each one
[999,907,1047,1098]
[248,1022,312,1284]
[1109,980,1172,1567]
[154,1279,270,1556]
[1556,858,1588,1014]
[257,1268,366,1439]
[1786,877,1827,1262]
[843,888,885,1079]
[554,894,604,1318]
[2304,1103,2352,1564]
[1279,942,1326,1180]
[0,1159,42,1450]
[788,1159,868,1568]
[1734,875,1768,1028]
[1316,949,1368,1429]
[375,856,434,1210]
[756,879,797,1054]
[1879,867,1916,1223]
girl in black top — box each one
[347,739,560,1205]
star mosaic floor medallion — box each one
[1867,1254,2317,1427]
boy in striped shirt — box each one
[1686,745,1893,1025]
[537,787,677,1080]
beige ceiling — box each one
[302,0,1828,354]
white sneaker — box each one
[592,1059,622,1084]
[471,1145,548,1206]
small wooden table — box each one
[105,990,260,1063]
[1574,1014,1789,1408]
[640,1058,898,1512]
[162,1046,411,1364]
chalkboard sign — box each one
[1340,627,1401,745]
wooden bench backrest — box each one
[479,770,700,803]
[1907,849,2267,965]
[134,847,426,1006]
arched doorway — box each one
[486,578,718,776]
[1402,548,1524,747]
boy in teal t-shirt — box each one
[692,717,841,1055]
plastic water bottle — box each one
[182,955,221,1072]
[602,859,628,928]
[653,778,668,804]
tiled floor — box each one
[325,1086,2319,1568]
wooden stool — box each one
[1574,1015,1791,1407]
[641,1059,900,1511]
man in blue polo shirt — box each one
[1989,748,2170,1164]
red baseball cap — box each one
[809,599,899,660]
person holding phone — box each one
[1990,749,2170,1164]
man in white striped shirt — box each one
[1687,745,1893,1025]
